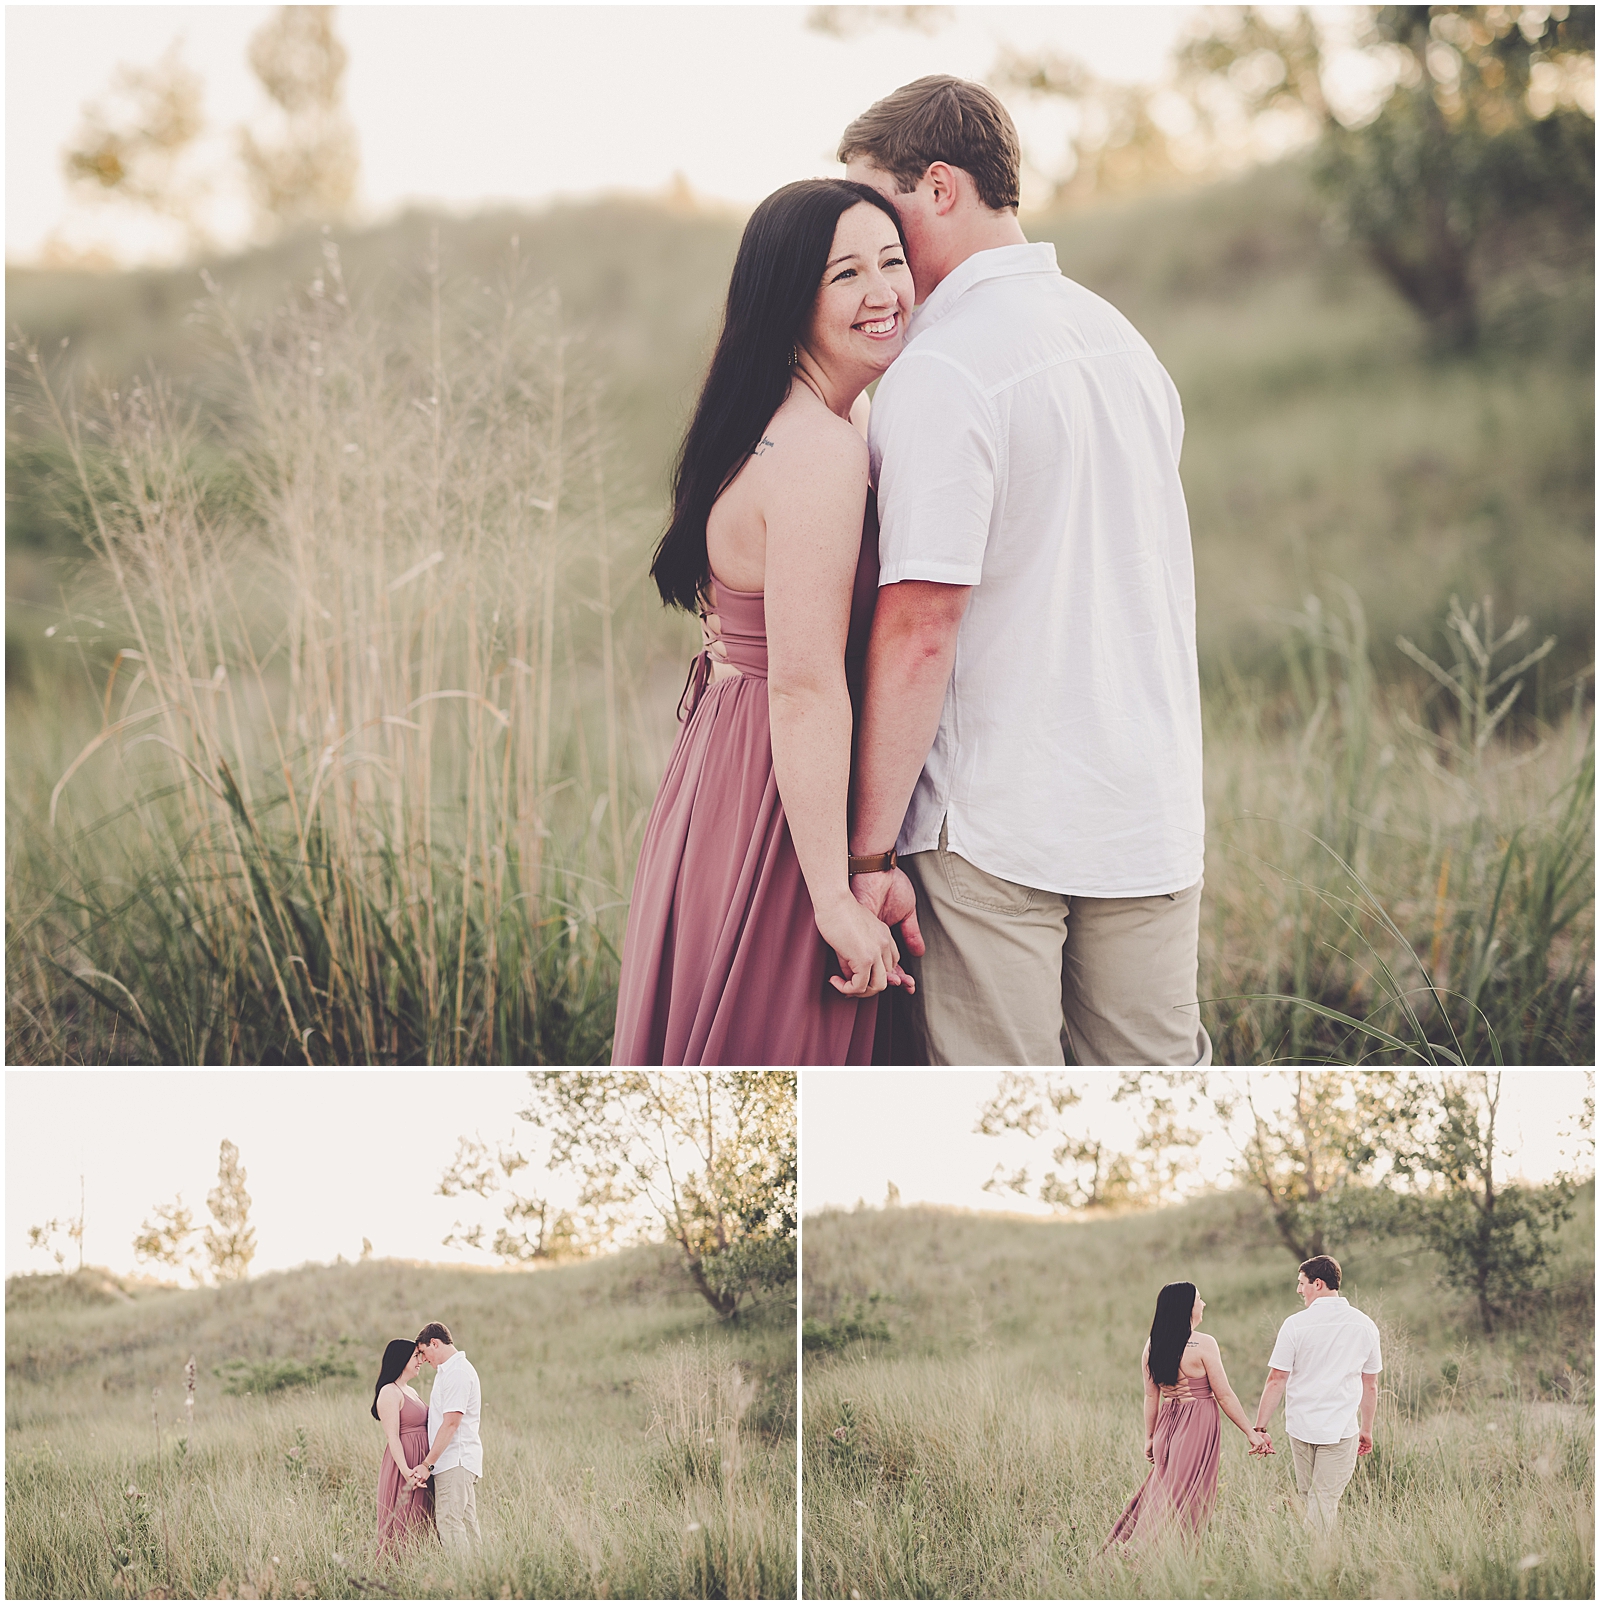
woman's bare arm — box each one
[376,1385,416,1478]
[1141,1341,1159,1458]
[762,405,903,995]
[1198,1336,1260,1441]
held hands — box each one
[407,1463,430,1490]
[850,868,926,967]
[817,895,908,997]
[1248,1428,1274,1456]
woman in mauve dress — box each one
[1105,1281,1265,1550]
[373,1339,436,1560]
[612,179,926,1065]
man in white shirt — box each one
[412,1321,484,1554]
[839,75,1210,1066]
[1252,1254,1382,1532]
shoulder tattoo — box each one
[752,436,777,457]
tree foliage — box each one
[466,1071,795,1320]
[132,1195,204,1284]
[1177,5,1595,348]
[62,42,211,252]
[1173,1071,1392,1260]
[437,1135,584,1263]
[1380,1069,1582,1331]
[203,1139,256,1283]
[976,1073,1202,1212]
[238,5,360,235]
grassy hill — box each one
[802,1184,1593,1599]
[4,163,1591,1065]
[8,158,1592,696]
[5,1246,795,1599]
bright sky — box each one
[5,1070,583,1279]
[6,4,1192,264]
[800,1070,1595,1215]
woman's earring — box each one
[791,344,800,368]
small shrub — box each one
[214,1339,357,1396]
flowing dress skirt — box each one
[1105,1393,1221,1547]
[611,656,877,1065]
[377,1395,436,1559]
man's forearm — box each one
[426,1414,461,1465]
[1360,1384,1378,1437]
[1254,1377,1286,1430]
[849,582,967,854]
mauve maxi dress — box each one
[377,1390,435,1559]
[611,515,882,1065]
[1104,1367,1222,1547]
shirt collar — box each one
[909,241,1060,340]
[1305,1295,1348,1314]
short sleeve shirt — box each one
[1268,1296,1382,1444]
[428,1351,483,1476]
[867,242,1205,897]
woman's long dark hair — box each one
[650,179,907,612]
[371,1338,417,1420]
[1147,1281,1198,1387]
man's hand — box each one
[1357,1431,1373,1457]
[850,866,925,962]
[1251,1429,1274,1456]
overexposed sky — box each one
[6,1070,576,1278]
[6,4,1193,264]
[800,1070,1594,1215]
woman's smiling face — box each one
[800,201,914,380]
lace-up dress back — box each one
[611,507,881,1065]
[1105,1345,1222,1548]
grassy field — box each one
[5,1247,796,1599]
[801,1184,1594,1599]
[5,158,1592,1063]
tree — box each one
[992,49,1211,207]
[516,1071,795,1319]
[437,1135,584,1263]
[133,1195,204,1284]
[1175,5,1596,349]
[63,41,211,254]
[976,1073,1202,1212]
[1382,1070,1579,1332]
[27,1174,86,1273]
[238,6,360,236]
[1179,1071,1392,1261]
[204,1139,256,1283]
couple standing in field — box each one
[611,74,1209,1067]
[1107,1253,1382,1553]
[371,1321,484,1562]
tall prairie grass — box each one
[6,242,692,1064]
[4,231,1591,1065]
[5,1249,796,1599]
[1201,587,1594,1064]
[801,1190,1594,1599]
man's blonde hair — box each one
[838,75,1021,213]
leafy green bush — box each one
[214,1338,357,1396]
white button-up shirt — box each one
[427,1350,483,1476]
[1268,1295,1383,1444]
[868,241,1205,896]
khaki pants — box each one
[1289,1434,1359,1532]
[900,823,1212,1066]
[433,1466,481,1555]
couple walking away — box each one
[1106,1254,1382,1550]
[612,74,1209,1067]
[372,1322,484,1561]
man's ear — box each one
[923,161,961,217]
